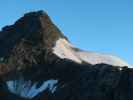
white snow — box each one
[53,38,131,67]
[6,79,58,99]
[53,38,81,63]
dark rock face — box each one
[0,11,133,100]
[0,11,65,77]
[32,62,133,100]
[0,11,64,58]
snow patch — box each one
[6,79,58,99]
[53,38,81,63]
[76,51,131,67]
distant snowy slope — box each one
[53,38,131,67]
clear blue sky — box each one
[0,0,133,65]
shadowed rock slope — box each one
[0,11,132,100]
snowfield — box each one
[53,38,131,67]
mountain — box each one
[0,10,133,100]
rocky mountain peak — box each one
[0,11,67,77]
[0,11,132,100]
[0,11,65,57]
[14,10,65,43]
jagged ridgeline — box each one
[0,11,133,100]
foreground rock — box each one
[0,11,132,100]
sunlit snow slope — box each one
[53,38,131,67]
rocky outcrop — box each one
[0,11,132,100]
